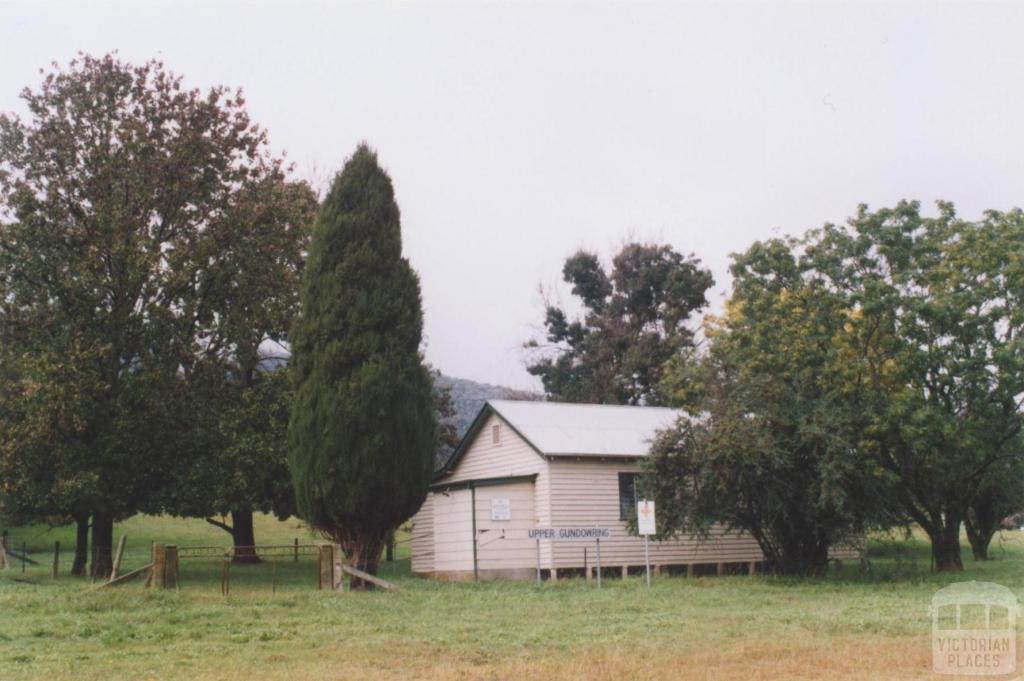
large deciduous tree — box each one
[160,175,316,562]
[0,54,301,577]
[807,202,1024,571]
[288,144,437,586]
[965,446,1024,561]
[646,240,879,575]
[526,244,713,405]
[650,202,1023,573]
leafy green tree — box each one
[160,175,316,561]
[527,244,713,405]
[0,54,295,577]
[168,365,298,562]
[646,241,879,575]
[288,144,437,586]
[809,202,1024,570]
[965,446,1024,561]
[652,203,1024,573]
[0,346,97,574]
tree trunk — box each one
[335,525,387,590]
[205,511,261,563]
[89,513,113,579]
[231,509,260,564]
[71,514,89,577]
[764,536,831,576]
[964,516,995,561]
[965,501,1001,561]
[929,516,964,572]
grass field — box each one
[0,515,1021,680]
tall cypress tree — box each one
[288,144,436,583]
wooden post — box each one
[716,562,726,576]
[21,541,26,572]
[338,563,401,591]
[110,536,127,580]
[834,558,843,573]
[221,557,230,596]
[584,548,590,582]
[152,544,166,588]
[550,567,558,582]
[318,545,334,591]
[621,565,628,579]
[293,537,299,562]
[272,556,278,595]
[53,541,60,578]
[654,564,662,577]
[748,561,757,577]
[164,545,179,589]
[687,564,695,578]
[332,544,344,591]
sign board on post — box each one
[491,498,511,521]
[529,527,610,590]
[637,499,656,535]
[527,527,610,540]
[637,500,655,587]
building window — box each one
[618,473,639,520]
[491,423,501,445]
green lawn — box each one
[0,515,1021,680]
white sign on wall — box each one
[491,497,511,521]
[637,499,656,536]
[527,527,611,540]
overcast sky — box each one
[3,1,1023,389]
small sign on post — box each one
[637,499,655,587]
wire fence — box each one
[0,530,47,573]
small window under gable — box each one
[491,423,501,446]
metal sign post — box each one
[535,538,541,584]
[637,500,656,588]
[595,537,602,590]
[643,536,651,587]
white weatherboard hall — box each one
[410,400,856,581]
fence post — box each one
[166,545,179,589]
[222,557,230,596]
[318,545,334,591]
[22,541,26,572]
[110,536,127,580]
[272,556,278,595]
[53,541,60,578]
[333,548,346,589]
[151,544,166,588]
[293,537,299,562]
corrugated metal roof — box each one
[488,400,682,457]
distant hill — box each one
[257,356,537,462]
[435,374,541,438]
